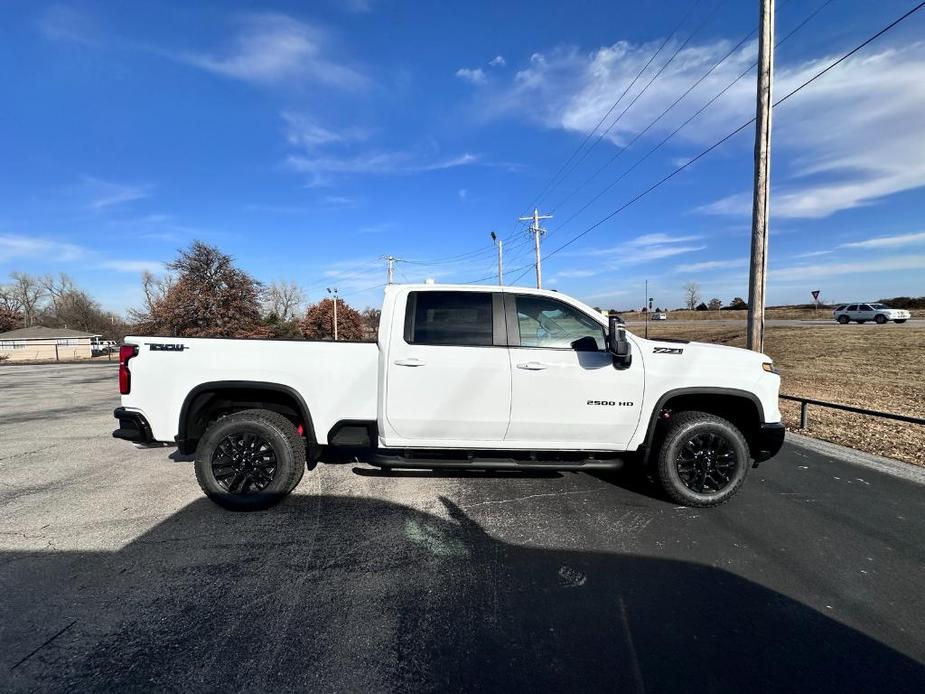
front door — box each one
[385,290,511,444]
[504,293,644,449]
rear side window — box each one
[405,291,493,346]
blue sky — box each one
[1,0,924,313]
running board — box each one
[370,454,624,472]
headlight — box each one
[762,362,779,374]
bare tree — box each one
[7,273,44,327]
[39,273,76,314]
[264,280,305,322]
[683,281,701,311]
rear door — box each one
[384,290,511,444]
[858,304,876,321]
[504,293,644,449]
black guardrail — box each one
[780,394,925,429]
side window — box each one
[847,304,858,312]
[514,295,605,351]
[405,291,493,346]
[835,305,846,311]
[860,304,873,311]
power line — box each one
[536,0,838,250]
[521,0,706,215]
[542,0,729,211]
[507,0,925,284]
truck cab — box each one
[114,284,785,511]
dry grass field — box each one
[618,307,922,321]
[640,321,925,466]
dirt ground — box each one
[643,322,925,467]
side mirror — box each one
[608,316,631,368]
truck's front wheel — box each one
[194,409,305,511]
[655,411,749,507]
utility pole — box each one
[326,287,339,341]
[747,0,775,352]
[490,231,503,285]
[645,279,649,339]
[518,208,552,289]
[381,255,404,285]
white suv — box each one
[833,303,910,324]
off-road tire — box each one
[875,314,887,324]
[195,409,305,511]
[836,315,849,324]
[655,411,749,508]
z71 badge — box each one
[653,347,683,355]
[146,343,187,352]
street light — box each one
[326,287,339,341]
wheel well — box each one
[645,392,763,463]
[178,383,315,455]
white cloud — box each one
[620,244,707,264]
[839,230,925,249]
[37,4,97,45]
[180,13,366,89]
[489,55,506,67]
[456,67,487,85]
[99,260,166,274]
[281,111,367,148]
[674,257,747,273]
[556,269,598,278]
[793,250,833,258]
[771,254,925,280]
[0,234,87,263]
[483,37,925,220]
[81,176,153,209]
[627,232,701,246]
[286,150,479,178]
[458,188,468,200]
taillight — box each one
[119,344,138,395]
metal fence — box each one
[780,394,925,429]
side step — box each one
[370,453,624,472]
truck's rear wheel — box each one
[655,411,749,507]
[194,409,305,511]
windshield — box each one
[870,303,888,309]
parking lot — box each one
[2,362,924,692]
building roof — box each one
[0,326,102,340]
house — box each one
[0,326,103,362]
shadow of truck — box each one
[2,494,923,692]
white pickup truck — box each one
[113,284,784,510]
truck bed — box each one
[121,337,379,444]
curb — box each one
[785,432,925,485]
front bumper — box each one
[753,422,785,463]
[112,407,154,444]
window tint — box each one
[847,304,858,312]
[870,304,888,309]
[860,304,873,311]
[835,305,846,311]
[406,291,493,346]
[514,295,605,350]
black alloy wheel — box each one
[210,431,278,495]
[675,432,739,494]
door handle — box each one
[394,357,426,367]
[516,361,550,370]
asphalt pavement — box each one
[1,362,924,692]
